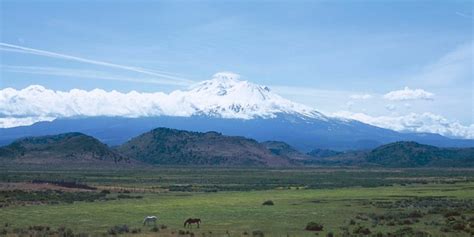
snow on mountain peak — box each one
[191,72,268,99]
[182,72,324,119]
[0,72,326,125]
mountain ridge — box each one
[1,116,472,151]
[116,127,294,166]
[1,129,472,167]
[0,132,126,164]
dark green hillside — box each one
[261,141,311,161]
[117,128,290,166]
[307,148,342,158]
[366,141,474,167]
[0,132,126,163]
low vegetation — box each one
[305,222,323,231]
[0,167,472,236]
[261,200,274,206]
[0,190,107,208]
[2,130,473,168]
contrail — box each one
[456,11,473,19]
[0,65,191,86]
[0,42,195,84]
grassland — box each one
[0,166,473,236]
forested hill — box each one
[0,132,126,164]
[116,128,294,166]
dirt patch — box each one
[0,182,94,192]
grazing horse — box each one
[184,218,201,228]
[143,216,158,226]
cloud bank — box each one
[0,79,472,139]
[383,87,434,101]
[0,73,320,125]
[349,94,372,100]
[333,111,474,139]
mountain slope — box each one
[1,73,473,151]
[1,116,472,152]
[307,148,342,158]
[171,72,324,119]
[117,128,292,166]
[0,132,126,164]
[366,141,474,167]
[306,141,474,167]
[261,141,311,161]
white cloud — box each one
[1,75,472,139]
[0,73,321,126]
[0,85,189,119]
[384,87,434,101]
[346,101,355,109]
[349,94,372,100]
[333,111,474,139]
[0,116,55,128]
[455,11,473,19]
[385,104,396,111]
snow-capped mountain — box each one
[1,72,473,151]
[0,72,324,122]
[173,72,324,119]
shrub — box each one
[305,222,323,231]
[407,210,423,218]
[353,226,371,235]
[356,214,368,221]
[262,200,274,206]
[117,194,143,199]
[252,230,264,237]
[160,224,167,229]
[447,216,456,221]
[326,232,334,237]
[402,219,413,225]
[151,226,159,232]
[62,228,75,237]
[393,227,414,235]
[131,228,141,234]
[107,225,129,235]
[100,190,111,194]
[444,211,461,218]
[440,226,451,232]
[451,222,466,231]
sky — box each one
[0,0,473,136]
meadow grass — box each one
[1,181,473,236]
[1,167,473,236]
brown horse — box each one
[184,218,201,228]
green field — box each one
[0,167,473,236]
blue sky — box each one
[0,0,473,126]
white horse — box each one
[143,216,158,226]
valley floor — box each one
[0,167,473,236]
